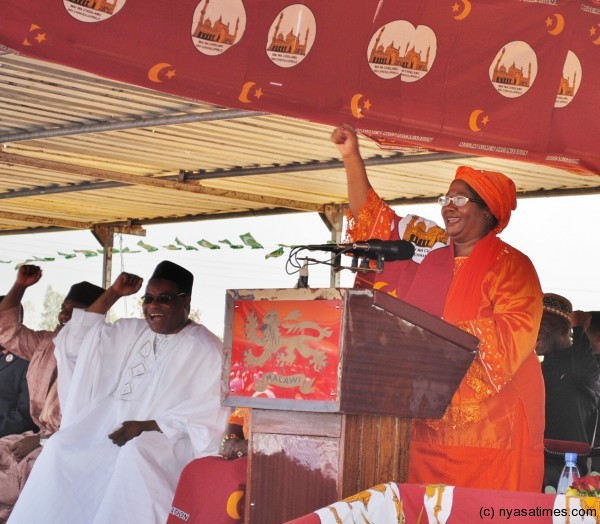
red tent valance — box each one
[2,0,599,175]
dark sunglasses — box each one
[140,292,187,305]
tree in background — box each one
[22,300,37,328]
[189,309,202,324]
[40,285,64,330]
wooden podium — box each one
[222,288,478,524]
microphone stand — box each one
[354,255,384,273]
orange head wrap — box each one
[454,166,517,233]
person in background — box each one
[0,266,104,523]
[219,407,249,460]
[588,312,600,357]
[0,297,36,441]
[331,123,544,491]
[8,261,228,524]
[581,311,600,473]
[535,294,600,489]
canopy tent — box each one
[0,0,599,239]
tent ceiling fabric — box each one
[0,52,597,234]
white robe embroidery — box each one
[9,309,228,524]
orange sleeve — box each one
[345,188,396,242]
[426,249,543,430]
[459,250,543,400]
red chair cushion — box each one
[167,456,247,524]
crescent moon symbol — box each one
[593,25,600,45]
[373,281,389,291]
[454,0,472,21]
[548,14,565,36]
[350,93,365,119]
[226,490,244,520]
[373,281,398,296]
[469,109,484,132]
[24,24,41,46]
[147,63,173,83]
[239,81,256,103]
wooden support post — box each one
[92,223,146,289]
[92,225,115,290]
[320,204,345,288]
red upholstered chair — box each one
[543,438,592,491]
[167,456,247,524]
[544,438,591,456]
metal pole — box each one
[0,109,267,143]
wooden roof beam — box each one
[0,210,92,229]
[0,152,324,213]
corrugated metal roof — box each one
[0,53,598,235]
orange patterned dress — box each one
[347,189,544,492]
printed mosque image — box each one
[405,217,446,248]
[267,12,309,55]
[67,0,117,14]
[369,27,430,71]
[492,47,531,86]
[558,71,577,96]
[193,0,240,44]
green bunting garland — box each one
[176,238,198,251]
[218,239,244,249]
[240,232,263,249]
[265,247,284,259]
[75,249,99,258]
[7,232,303,268]
[137,240,159,252]
[198,240,220,250]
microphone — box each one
[295,259,309,288]
[304,239,415,261]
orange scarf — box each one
[443,232,505,324]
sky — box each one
[0,193,598,338]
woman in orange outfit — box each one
[331,124,544,492]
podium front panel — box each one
[223,288,345,412]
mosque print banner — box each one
[1,0,600,175]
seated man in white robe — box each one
[8,261,229,524]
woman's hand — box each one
[331,123,360,159]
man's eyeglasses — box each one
[140,292,187,305]
[438,195,486,207]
